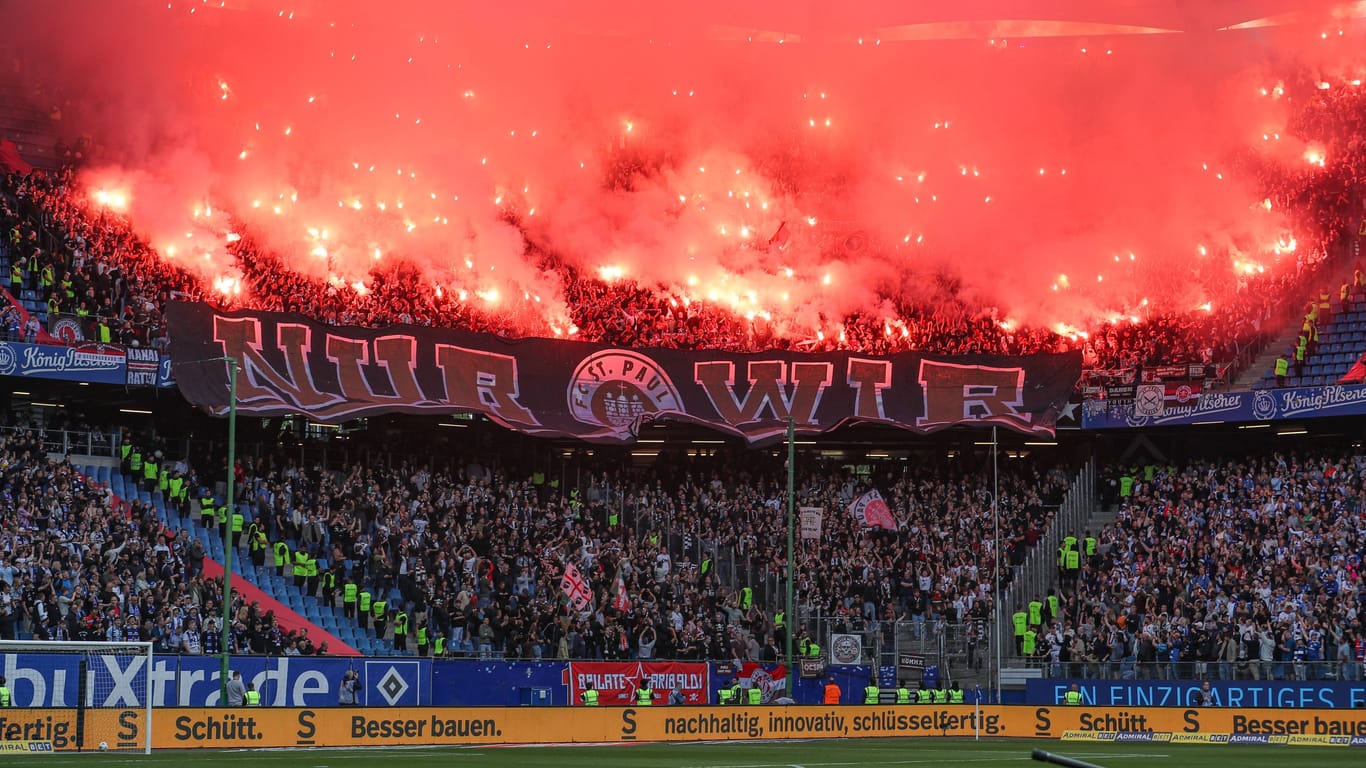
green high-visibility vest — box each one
[358,592,371,612]
[98,322,111,343]
[746,687,761,705]
[1012,611,1027,636]
[806,642,820,658]
[718,687,734,704]
[917,689,932,704]
[275,542,290,567]
[933,689,947,704]
[322,572,336,589]
[582,689,599,706]
[231,513,245,533]
[1065,549,1080,570]
[864,685,879,704]
[897,687,911,704]
[216,506,229,524]
[739,587,752,610]
[1084,537,1097,556]
[701,557,711,575]
[129,452,142,472]
[608,511,619,526]
[434,637,446,656]
[636,687,652,706]
[144,460,158,481]
[1023,630,1037,655]
[168,476,183,500]
[1028,601,1042,626]
[949,689,964,704]
[294,551,308,570]
[774,611,785,628]
[306,558,318,577]
[1119,476,1134,497]
[1275,358,1289,376]
[120,444,131,459]
[244,690,260,706]
[417,627,428,645]
[1065,690,1082,705]
[1047,594,1060,617]
[395,613,409,634]
[373,600,386,618]
[0,685,11,706]
[159,467,170,492]
[343,583,358,603]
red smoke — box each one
[10,0,1366,339]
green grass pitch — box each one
[4,739,1362,767]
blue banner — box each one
[0,340,127,384]
[0,652,426,708]
[1025,679,1366,709]
[0,340,174,387]
[1082,382,1366,429]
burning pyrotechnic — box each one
[9,0,1358,344]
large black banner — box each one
[167,302,1081,443]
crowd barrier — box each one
[1,705,1362,751]
[5,652,1366,709]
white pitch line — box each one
[681,758,1034,768]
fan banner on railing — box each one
[1083,381,1366,428]
[565,661,710,706]
[167,301,1080,443]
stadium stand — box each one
[1253,270,1366,388]
[4,422,1075,664]
[0,427,345,654]
[1015,451,1366,682]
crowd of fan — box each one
[1024,450,1364,681]
[1,424,1070,661]
[2,170,200,347]
[210,445,1072,661]
[0,429,328,655]
[2,163,1334,380]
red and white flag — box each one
[613,572,631,612]
[560,562,592,610]
[848,489,897,530]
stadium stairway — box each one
[71,460,405,657]
[1232,324,1304,390]
[1250,290,1366,390]
[1082,504,1119,536]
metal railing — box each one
[997,459,1096,670]
[0,424,122,457]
